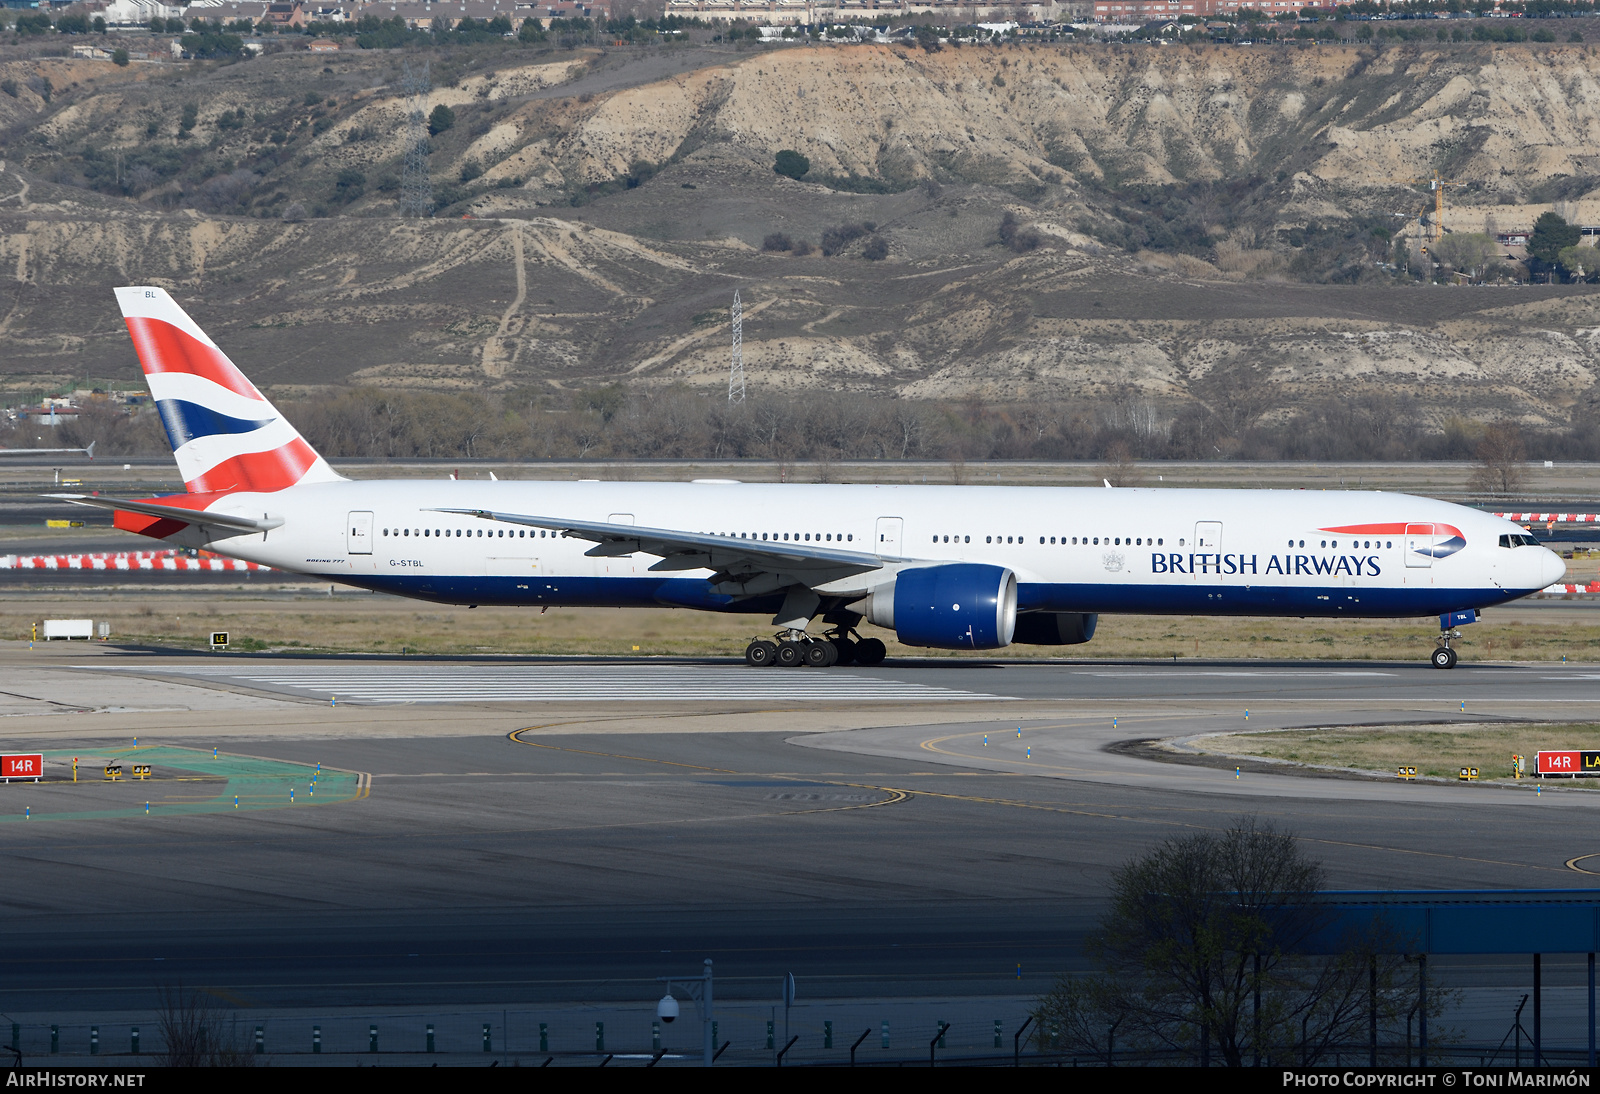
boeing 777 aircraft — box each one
[52,287,1565,669]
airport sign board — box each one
[1536,750,1600,777]
[2,754,43,782]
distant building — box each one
[665,0,1069,25]
[265,0,306,27]
[1497,231,1531,247]
[20,405,81,425]
[1092,0,1317,19]
[306,35,338,47]
[357,0,562,28]
[101,0,181,23]
[194,1,273,22]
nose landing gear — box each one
[1429,610,1477,669]
[1431,627,1462,669]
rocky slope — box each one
[3,39,1600,432]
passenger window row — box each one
[382,528,548,538]
[730,532,851,542]
[931,535,1165,546]
[1294,539,1391,549]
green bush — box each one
[773,149,810,180]
[334,167,365,202]
[354,15,426,49]
[428,104,455,136]
[180,31,244,59]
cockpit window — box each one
[1499,533,1539,548]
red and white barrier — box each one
[1542,582,1600,595]
[1496,513,1600,523]
[0,550,271,572]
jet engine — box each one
[858,564,1017,650]
[1012,612,1098,646]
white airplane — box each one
[50,287,1565,670]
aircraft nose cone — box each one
[1541,548,1567,588]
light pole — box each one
[658,958,715,1066]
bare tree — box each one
[1097,439,1143,487]
[1468,423,1528,496]
[1035,818,1448,1066]
[157,986,258,1067]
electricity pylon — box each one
[399,61,433,218]
[728,289,744,403]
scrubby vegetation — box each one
[15,383,1599,466]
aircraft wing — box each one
[430,507,888,597]
[45,494,283,534]
[1,442,94,458]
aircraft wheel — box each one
[745,640,778,667]
[1430,647,1458,670]
[776,640,805,668]
[854,637,887,666]
[803,641,835,668]
[832,637,857,666]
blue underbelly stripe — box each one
[322,573,1530,618]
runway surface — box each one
[90,662,1006,702]
[75,650,1600,708]
[4,643,1600,1061]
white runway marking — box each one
[88,664,1004,703]
[1073,671,1395,678]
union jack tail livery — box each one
[114,286,343,495]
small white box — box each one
[42,619,93,640]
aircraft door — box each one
[346,511,373,555]
[1193,521,1222,582]
[1405,523,1435,568]
[875,517,903,559]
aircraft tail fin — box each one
[114,287,343,494]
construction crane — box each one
[1401,169,1461,242]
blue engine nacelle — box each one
[1012,612,1098,646]
[860,564,1018,650]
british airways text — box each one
[1151,554,1383,576]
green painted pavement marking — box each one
[0,746,363,822]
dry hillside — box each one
[3,38,1600,438]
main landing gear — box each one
[744,628,886,668]
[1431,630,1460,670]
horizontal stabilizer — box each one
[45,494,283,534]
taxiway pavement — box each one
[2,641,1599,1030]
